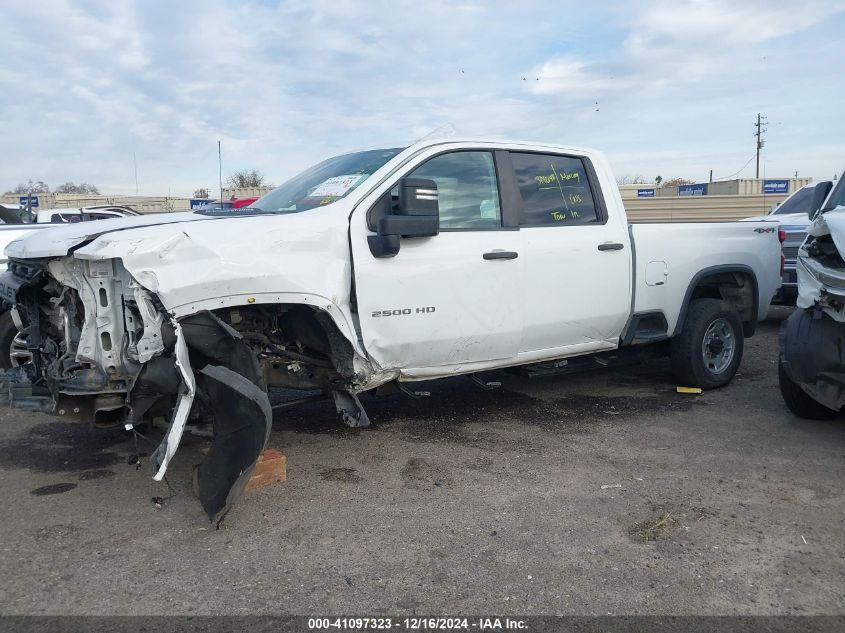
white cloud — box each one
[0,0,843,194]
[530,58,624,96]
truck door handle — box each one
[598,242,624,251]
[483,251,518,260]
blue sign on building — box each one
[637,188,655,198]
[678,183,707,196]
[763,179,789,194]
[190,198,210,209]
[18,195,39,208]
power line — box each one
[713,154,757,181]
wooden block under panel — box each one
[246,448,287,491]
[192,448,287,497]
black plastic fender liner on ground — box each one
[780,307,845,412]
[174,311,272,524]
[196,365,272,525]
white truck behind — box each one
[0,139,781,523]
[0,206,140,369]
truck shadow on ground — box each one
[0,420,133,474]
[0,353,723,476]
[271,358,706,442]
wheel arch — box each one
[674,265,760,338]
[170,293,364,356]
[197,299,370,390]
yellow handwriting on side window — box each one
[535,173,557,185]
[550,211,567,221]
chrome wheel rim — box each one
[9,333,32,367]
[701,317,735,375]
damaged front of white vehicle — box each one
[0,147,406,523]
[780,172,845,417]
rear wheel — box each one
[670,298,743,389]
[778,361,839,420]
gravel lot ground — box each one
[0,306,843,616]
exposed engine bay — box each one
[797,209,845,322]
[1,255,370,524]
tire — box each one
[670,298,744,389]
[778,361,839,420]
[0,311,17,370]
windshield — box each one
[826,177,845,210]
[250,148,404,214]
[771,186,813,215]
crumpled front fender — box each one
[780,307,845,411]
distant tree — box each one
[6,179,50,194]
[55,181,100,194]
[617,174,649,185]
[655,175,663,187]
[225,169,271,189]
[193,188,210,199]
[661,177,694,188]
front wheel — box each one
[0,310,31,370]
[778,361,839,420]
[0,311,18,370]
[670,298,744,389]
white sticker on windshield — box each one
[310,174,366,198]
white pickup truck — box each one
[0,139,781,523]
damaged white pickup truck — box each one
[0,139,781,523]
[779,171,845,419]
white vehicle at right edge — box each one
[779,169,845,419]
[1,139,782,523]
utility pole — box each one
[218,141,224,203]
[754,113,767,179]
[133,152,139,195]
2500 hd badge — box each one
[372,306,436,317]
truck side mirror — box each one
[367,178,439,258]
[809,181,833,219]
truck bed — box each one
[630,221,782,335]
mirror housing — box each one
[367,178,439,258]
[398,178,439,216]
[810,181,834,218]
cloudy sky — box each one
[2,0,844,196]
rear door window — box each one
[510,152,599,226]
[83,213,118,221]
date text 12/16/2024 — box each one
[307,617,527,631]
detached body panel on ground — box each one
[0,139,782,522]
